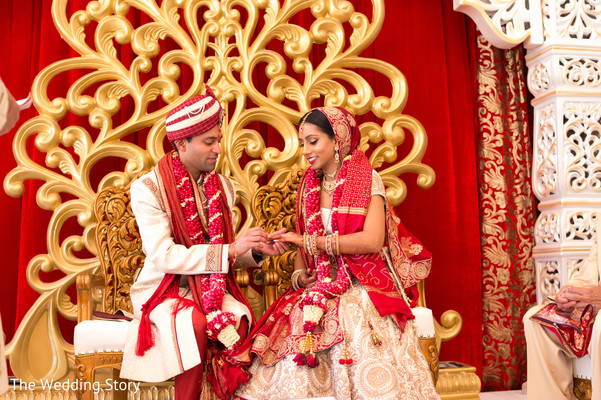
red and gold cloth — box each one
[474,31,535,390]
[530,303,596,358]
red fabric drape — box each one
[0,1,487,380]
[474,32,535,390]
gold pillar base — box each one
[436,361,481,400]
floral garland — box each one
[293,154,353,367]
[172,153,240,349]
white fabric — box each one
[129,172,230,279]
[573,354,592,379]
[412,307,436,338]
[120,170,253,382]
[0,314,7,395]
[73,320,129,355]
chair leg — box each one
[74,355,96,400]
[418,336,440,385]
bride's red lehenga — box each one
[235,107,440,400]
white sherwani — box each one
[120,169,253,382]
[524,215,601,400]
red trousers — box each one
[174,310,248,400]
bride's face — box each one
[299,122,338,174]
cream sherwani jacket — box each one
[120,169,254,382]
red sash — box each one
[296,150,418,330]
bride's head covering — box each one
[299,106,361,160]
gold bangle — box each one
[335,232,340,255]
[326,234,334,256]
[311,234,318,255]
[291,269,305,290]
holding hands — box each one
[268,230,303,248]
[229,227,289,259]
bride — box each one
[234,106,440,400]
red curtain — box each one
[0,0,492,382]
[475,32,535,390]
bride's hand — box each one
[268,230,303,248]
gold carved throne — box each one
[74,176,145,400]
[3,0,476,398]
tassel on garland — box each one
[338,346,353,365]
[294,332,320,368]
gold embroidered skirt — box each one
[235,283,440,400]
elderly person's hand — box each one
[561,285,601,311]
[555,285,577,313]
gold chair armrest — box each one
[76,273,103,323]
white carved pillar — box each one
[454,0,601,304]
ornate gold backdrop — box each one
[3,0,434,382]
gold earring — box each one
[335,144,340,163]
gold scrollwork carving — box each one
[3,0,434,381]
[95,176,146,314]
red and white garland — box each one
[294,155,352,367]
[172,153,240,349]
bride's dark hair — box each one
[299,109,335,140]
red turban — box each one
[165,86,224,141]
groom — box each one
[120,86,287,400]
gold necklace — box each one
[321,177,336,195]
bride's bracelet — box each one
[291,269,305,290]
[304,233,319,256]
[325,232,340,256]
